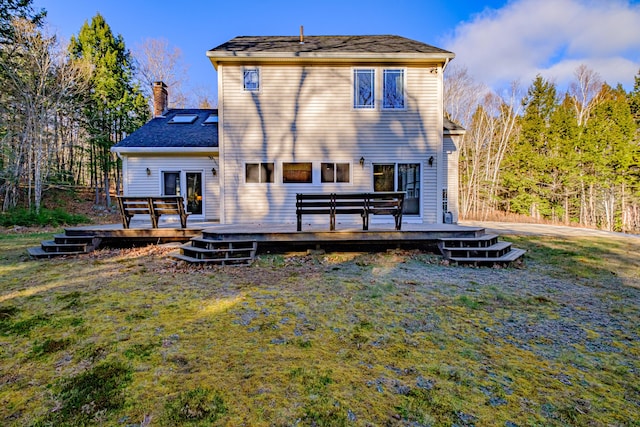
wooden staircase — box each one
[28,233,101,259]
[172,236,257,266]
[437,234,525,266]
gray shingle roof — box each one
[113,109,218,150]
[210,35,452,55]
[443,117,466,134]
[207,35,454,67]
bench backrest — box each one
[117,197,153,215]
[151,196,185,215]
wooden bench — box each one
[296,192,404,231]
[116,196,189,229]
[150,196,189,228]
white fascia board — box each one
[207,51,455,69]
[110,147,219,154]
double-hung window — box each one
[243,68,260,91]
[353,69,375,109]
[383,69,405,109]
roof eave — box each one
[206,51,455,70]
[111,147,219,154]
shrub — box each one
[0,208,90,227]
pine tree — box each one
[69,14,148,206]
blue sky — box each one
[35,0,640,103]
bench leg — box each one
[330,213,335,231]
[362,213,369,231]
[395,213,402,230]
[180,215,187,228]
[297,215,302,232]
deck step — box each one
[28,233,101,259]
[173,238,257,266]
[438,234,500,248]
[448,248,527,265]
[438,235,525,266]
[27,246,91,258]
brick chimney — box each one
[153,81,168,117]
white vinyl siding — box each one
[121,154,220,221]
[220,63,442,225]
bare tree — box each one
[569,64,603,127]
[0,18,89,211]
[133,37,189,109]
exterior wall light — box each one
[211,168,217,176]
[428,156,434,166]
[359,157,365,167]
[146,167,151,176]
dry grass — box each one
[1,231,639,426]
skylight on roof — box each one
[169,114,198,124]
[203,114,219,124]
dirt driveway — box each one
[461,220,640,240]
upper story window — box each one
[243,68,260,91]
[353,69,375,109]
[383,69,405,109]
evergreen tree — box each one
[501,75,557,218]
[0,0,45,44]
[69,14,148,206]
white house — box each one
[112,34,464,226]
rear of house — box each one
[207,34,461,226]
[112,34,463,227]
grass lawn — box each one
[1,230,639,426]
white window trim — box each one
[243,67,260,92]
[353,68,376,110]
[320,161,352,184]
[244,162,275,184]
[382,68,407,110]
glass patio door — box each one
[186,172,203,215]
[162,171,203,216]
[373,163,420,215]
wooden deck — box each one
[63,220,485,249]
[31,219,525,265]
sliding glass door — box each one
[373,163,421,215]
[162,171,203,216]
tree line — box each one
[0,2,199,214]
[2,2,639,233]
[446,65,640,233]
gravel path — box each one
[461,220,640,239]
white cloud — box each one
[443,0,640,92]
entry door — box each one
[162,171,203,216]
[185,172,203,215]
[373,163,421,215]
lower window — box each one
[283,162,312,183]
[373,163,420,215]
[321,162,350,183]
[246,163,274,183]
